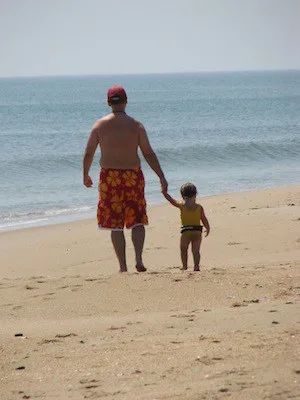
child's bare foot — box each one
[180,266,188,270]
[136,264,147,272]
[194,266,200,272]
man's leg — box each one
[131,224,147,272]
[111,230,127,272]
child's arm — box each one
[163,192,180,208]
[200,206,210,237]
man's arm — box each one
[83,123,99,187]
[138,123,168,192]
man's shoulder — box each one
[123,115,145,132]
[98,114,113,123]
[134,119,146,133]
[124,115,143,126]
[91,115,112,129]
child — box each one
[163,183,210,271]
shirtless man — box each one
[83,85,167,272]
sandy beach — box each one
[0,185,299,400]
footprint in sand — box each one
[219,388,229,393]
[294,369,300,374]
[195,356,223,365]
[243,299,259,304]
[106,326,126,331]
[231,302,247,308]
[79,379,99,389]
[55,333,77,338]
[25,285,38,290]
[170,313,195,318]
[38,338,61,344]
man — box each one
[83,85,167,273]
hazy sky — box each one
[1,0,299,77]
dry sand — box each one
[0,185,299,400]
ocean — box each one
[0,71,299,231]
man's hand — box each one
[84,175,93,188]
[160,177,168,193]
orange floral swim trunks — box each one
[97,168,148,230]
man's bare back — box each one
[96,112,141,169]
[84,109,165,187]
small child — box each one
[163,183,210,271]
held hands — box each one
[84,175,93,188]
[160,177,168,194]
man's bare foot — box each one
[136,264,147,272]
[119,266,128,273]
[180,266,188,270]
[194,267,200,272]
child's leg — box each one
[180,233,190,270]
[191,233,202,271]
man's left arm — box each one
[83,124,99,187]
[138,123,168,193]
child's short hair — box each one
[180,183,197,198]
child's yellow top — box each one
[179,203,202,226]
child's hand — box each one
[204,228,210,237]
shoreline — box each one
[1,184,299,276]
[1,183,299,234]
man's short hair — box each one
[180,183,197,198]
[107,85,127,105]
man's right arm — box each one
[83,122,99,187]
[138,123,168,193]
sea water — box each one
[0,71,299,231]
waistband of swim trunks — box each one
[101,167,142,173]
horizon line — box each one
[0,68,300,80]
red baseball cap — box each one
[107,85,127,103]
